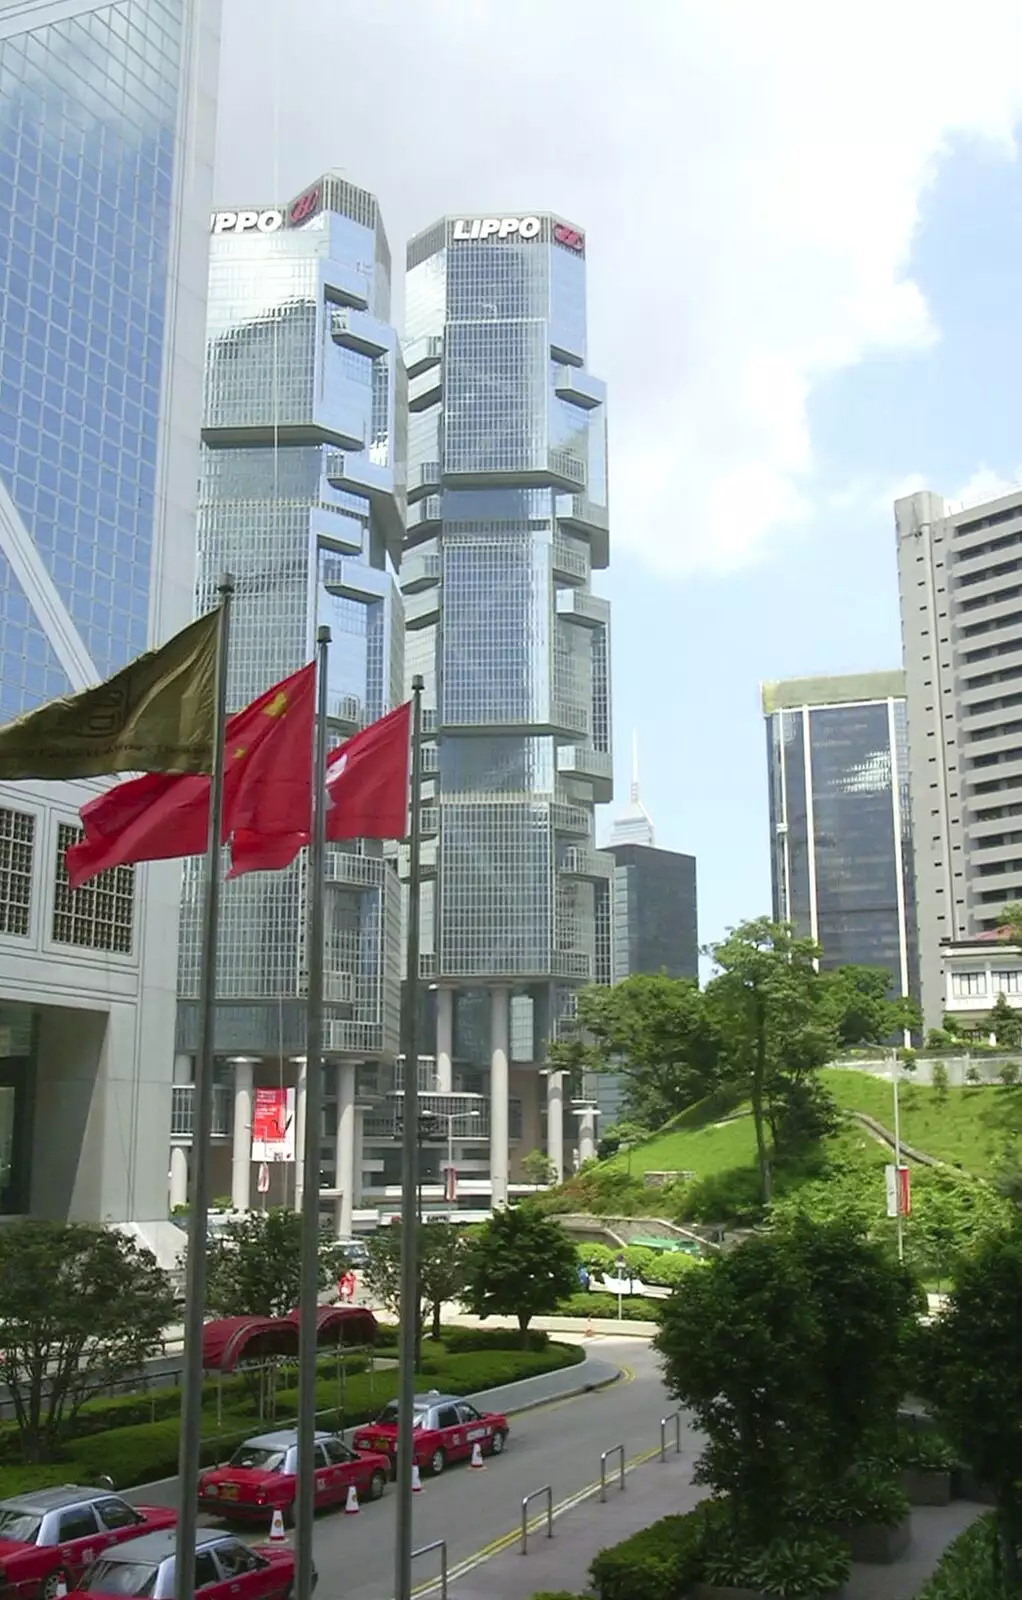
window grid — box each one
[0,807,34,936]
[53,822,134,954]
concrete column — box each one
[293,1058,308,1213]
[173,1053,192,1085]
[230,1058,254,1212]
[334,1061,357,1238]
[490,987,510,1210]
[578,1107,597,1165]
[352,1106,364,1206]
[169,1145,188,1210]
[547,1072,564,1184]
[436,987,454,1092]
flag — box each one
[65,664,315,889]
[325,701,411,841]
[0,611,220,780]
[227,700,412,875]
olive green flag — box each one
[0,609,222,780]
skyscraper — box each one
[403,211,613,1198]
[173,175,406,1235]
[896,486,1022,1030]
[763,672,918,1006]
[0,0,219,1228]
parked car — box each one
[68,1529,303,1600]
[353,1390,509,1477]
[198,1428,389,1524]
[0,1486,176,1600]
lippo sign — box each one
[210,208,284,234]
[452,215,541,242]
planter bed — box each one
[689,1585,845,1600]
[900,1466,951,1506]
[953,1467,996,1505]
[832,1516,911,1564]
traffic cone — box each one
[344,1485,359,1514]
[268,1508,287,1543]
[411,1462,422,1493]
[584,1317,594,1338]
[470,1442,485,1469]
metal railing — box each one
[660,1412,682,1461]
[411,1539,447,1599]
[521,1485,553,1554]
[600,1443,625,1502]
[170,1083,233,1140]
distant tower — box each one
[609,733,656,847]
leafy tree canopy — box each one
[815,963,921,1047]
[205,1208,346,1319]
[521,1149,557,1188]
[465,1205,578,1344]
[0,1222,176,1462]
[988,992,1022,1051]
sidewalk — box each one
[446,1452,982,1600]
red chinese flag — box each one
[325,701,411,841]
[66,664,315,889]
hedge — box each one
[915,1513,1000,1599]
[556,1291,664,1321]
[589,1509,712,1600]
[0,1341,583,1497]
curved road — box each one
[272,1339,680,1600]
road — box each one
[183,1338,685,1600]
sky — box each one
[214,0,1022,950]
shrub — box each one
[916,1513,1000,1599]
[705,1530,851,1598]
[789,1469,909,1529]
[555,1291,663,1321]
[678,1163,766,1226]
[932,1061,950,1098]
[441,1325,550,1354]
[589,1508,714,1600]
[642,1251,705,1289]
[575,1241,617,1274]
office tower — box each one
[403,210,613,1200]
[896,486,1022,1031]
[0,0,219,1228]
[763,672,918,1006]
[173,175,406,1235]
[597,739,698,1124]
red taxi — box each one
[0,1486,176,1600]
[67,1528,303,1600]
[198,1428,389,1525]
[352,1390,509,1477]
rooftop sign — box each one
[452,216,541,242]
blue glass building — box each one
[0,0,220,1226]
[404,213,613,1202]
[174,176,406,1234]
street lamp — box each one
[444,1109,480,1206]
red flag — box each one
[66,664,315,889]
[325,701,411,841]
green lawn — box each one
[605,1108,758,1180]
[821,1068,1022,1178]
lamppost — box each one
[444,1109,480,1206]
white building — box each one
[0,0,220,1236]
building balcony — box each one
[559,847,614,881]
[556,494,609,569]
[363,1091,522,1144]
[557,744,613,801]
[556,589,609,629]
[552,950,593,981]
[408,368,442,412]
[324,1018,387,1054]
[420,805,439,836]
[397,837,438,878]
[548,448,587,489]
[326,691,363,729]
[329,308,388,359]
[553,367,604,411]
[170,1084,234,1143]
[400,549,440,593]
[406,496,442,540]
[325,265,371,310]
[404,335,443,379]
[551,801,591,836]
[324,852,387,889]
[408,461,442,501]
[552,536,589,585]
[405,587,440,629]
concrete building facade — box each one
[402,210,612,1200]
[0,0,219,1234]
[172,174,406,1236]
[896,487,1022,1030]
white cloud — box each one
[214,0,1022,576]
[948,465,1022,511]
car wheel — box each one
[490,1429,506,1456]
[429,1447,446,1476]
[44,1571,72,1600]
[369,1469,387,1501]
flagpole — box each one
[174,573,233,1600]
[395,674,424,1600]
[295,626,331,1600]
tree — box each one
[919,1228,1022,1588]
[206,1208,346,1318]
[704,919,837,1203]
[521,1149,557,1188]
[419,1223,471,1339]
[362,1225,408,1324]
[0,1222,176,1462]
[989,993,1022,1051]
[816,964,921,1047]
[932,1060,949,1099]
[465,1205,578,1346]
[550,974,722,1130]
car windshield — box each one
[228,1445,287,1472]
[79,1561,158,1596]
[0,1509,41,1543]
[376,1402,428,1430]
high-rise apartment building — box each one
[763,672,918,1006]
[896,486,1022,1030]
[403,211,613,1198]
[173,176,406,1235]
[0,0,219,1228]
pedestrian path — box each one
[446,1451,983,1600]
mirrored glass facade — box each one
[177,177,405,1067]
[404,214,613,1077]
[764,672,919,1009]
